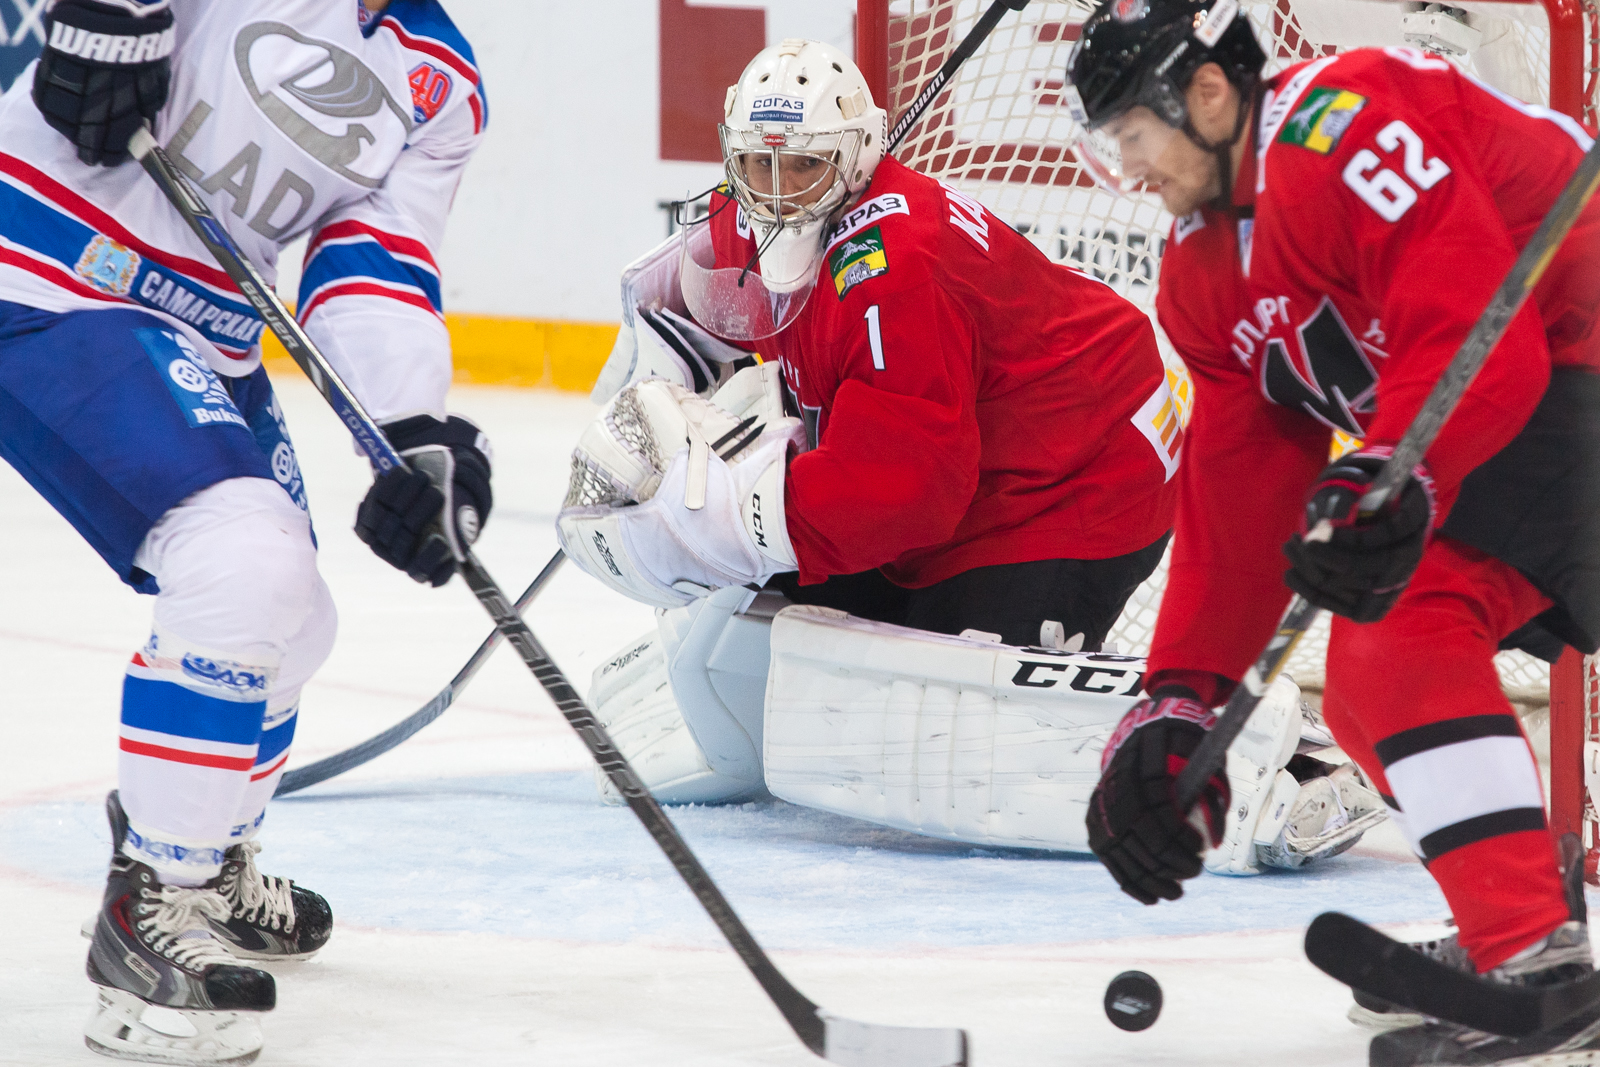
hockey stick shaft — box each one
[129,128,962,1066]
[1176,132,1600,811]
[274,549,566,796]
[885,0,1030,153]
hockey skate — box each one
[84,852,275,1065]
[1347,923,1472,1031]
[211,840,332,961]
[86,792,332,962]
[1368,839,1596,1065]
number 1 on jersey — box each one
[865,305,885,370]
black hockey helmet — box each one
[1065,0,1266,133]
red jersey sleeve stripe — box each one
[306,220,439,272]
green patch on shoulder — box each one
[828,226,889,298]
[1278,86,1367,154]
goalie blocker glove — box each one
[356,414,493,588]
[33,0,175,167]
[1087,686,1230,905]
[1282,448,1436,623]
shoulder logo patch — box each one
[829,226,889,298]
[1278,87,1367,154]
[408,63,453,123]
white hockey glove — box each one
[557,362,804,610]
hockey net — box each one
[859,0,1600,872]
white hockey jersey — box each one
[0,0,485,420]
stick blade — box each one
[1305,912,1549,1037]
[820,1013,967,1067]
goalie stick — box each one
[274,550,566,796]
[130,127,967,1067]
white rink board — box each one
[0,378,1593,1067]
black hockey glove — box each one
[1282,449,1436,623]
[356,415,493,588]
[1087,686,1229,906]
[33,0,175,167]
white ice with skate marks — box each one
[1,381,1595,1066]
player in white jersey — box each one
[3,0,490,1060]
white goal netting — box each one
[882,0,1597,703]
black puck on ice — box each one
[1103,970,1162,1031]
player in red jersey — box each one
[1068,1,1600,1060]
[561,37,1179,652]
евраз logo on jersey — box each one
[1279,87,1368,154]
[828,226,888,297]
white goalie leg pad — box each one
[589,585,780,805]
[1204,680,1389,875]
[1256,763,1389,870]
[763,606,1146,852]
[1204,675,1304,876]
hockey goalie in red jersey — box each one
[1068,1,1600,1062]
[560,37,1178,653]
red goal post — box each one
[855,0,1600,879]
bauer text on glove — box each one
[1087,686,1229,905]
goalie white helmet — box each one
[681,38,889,339]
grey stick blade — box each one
[821,1014,968,1067]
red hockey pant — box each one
[1321,535,1567,973]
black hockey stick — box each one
[885,0,1031,153]
[129,127,967,1067]
[274,549,566,796]
[1304,912,1600,1038]
[1174,130,1600,812]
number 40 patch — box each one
[1341,119,1451,221]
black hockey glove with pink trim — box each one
[1087,686,1229,906]
[1282,449,1436,623]
[33,0,175,166]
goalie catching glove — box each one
[557,362,805,610]
[1087,686,1230,905]
[1282,448,1436,623]
[355,414,493,587]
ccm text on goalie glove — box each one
[1282,448,1436,623]
[1087,687,1229,905]
[355,414,493,587]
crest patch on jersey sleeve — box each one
[829,226,889,297]
[1277,87,1367,154]
[408,63,453,123]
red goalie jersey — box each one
[707,156,1178,588]
[1150,46,1600,688]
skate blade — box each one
[85,987,263,1066]
[1347,1000,1427,1032]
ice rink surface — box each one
[0,377,1558,1066]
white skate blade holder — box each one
[821,1012,967,1067]
[86,986,265,1066]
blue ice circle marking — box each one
[271,442,295,484]
[168,359,209,393]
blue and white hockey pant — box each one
[0,301,336,883]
